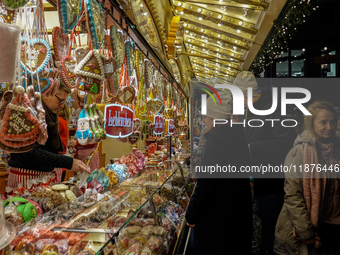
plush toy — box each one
[75,108,93,145]
[4,197,38,222]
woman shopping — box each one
[274,101,340,255]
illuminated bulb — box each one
[140,4,143,7]
[201,35,204,38]
[177,2,182,6]
[197,8,202,12]
[201,29,204,32]
[191,51,194,53]
[324,47,327,51]
[237,29,241,33]
[188,39,191,42]
[202,43,205,46]
[203,49,206,51]
[186,30,189,33]
[218,23,222,27]
[144,12,147,15]
[218,14,222,19]
[217,34,221,38]
[183,23,187,27]
[180,11,184,15]
[238,21,243,25]
[217,49,219,51]
[231,53,234,56]
[229,64,231,66]
[199,17,202,21]
[233,46,237,50]
[302,48,306,52]
[235,40,238,43]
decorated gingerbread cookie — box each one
[74,50,105,94]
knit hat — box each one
[233,71,259,97]
[206,89,233,119]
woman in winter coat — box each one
[274,101,340,255]
[186,89,253,255]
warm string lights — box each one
[249,0,322,76]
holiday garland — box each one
[249,0,323,76]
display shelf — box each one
[7,159,193,255]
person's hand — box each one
[187,223,195,229]
[69,140,77,148]
[71,159,91,174]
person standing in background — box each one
[58,103,73,181]
[274,101,340,254]
[232,71,296,255]
[186,89,253,255]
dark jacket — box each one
[9,108,73,172]
[245,89,296,197]
[186,124,252,255]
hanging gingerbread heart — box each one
[128,131,141,145]
[52,27,69,61]
[118,137,127,143]
[75,47,89,64]
[86,0,105,49]
[0,87,40,147]
[146,98,164,115]
[110,25,125,69]
[114,86,135,104]
[0,0,17,24]
[74,50,105,94]
[133,118,141,132]
[20,38,51,75]
[57,0,82,34]
[22,75,54,94]
[60,56,77,88]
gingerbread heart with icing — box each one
[114,86,135,104]
[57,0,82,34]
[146,99,164,115]
[0,92,40,142]
[133,118,141,132]
[22,74,54,94]
[20,38,51,75]
[164,107,174,119]
[0,0,17,24]
[118,137,127,143]
[128,131,141,145]
[52,27,69,61]
[60,56,77,88]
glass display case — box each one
[7,159,194,255]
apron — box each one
[7,167,63,189]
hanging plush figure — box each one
[75,108,93,145]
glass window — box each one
[276,61,289,77]
[291,60,304,77]
[291,49,303,58]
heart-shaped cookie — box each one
[22,75,53,94]
[52,27,69,61]
[114,86,135,104]
[164,107,174,119]
[86,0,105,49]
[75,47,89,64]
[146,98,164,115]
[57,0,82,34]
[0,88,40,144]
[133,118,141,132]
[0,0,17,24]
[128,131,141,145]
[20,38,51,75]
[60,56,77,88]
[118,137,127,143]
